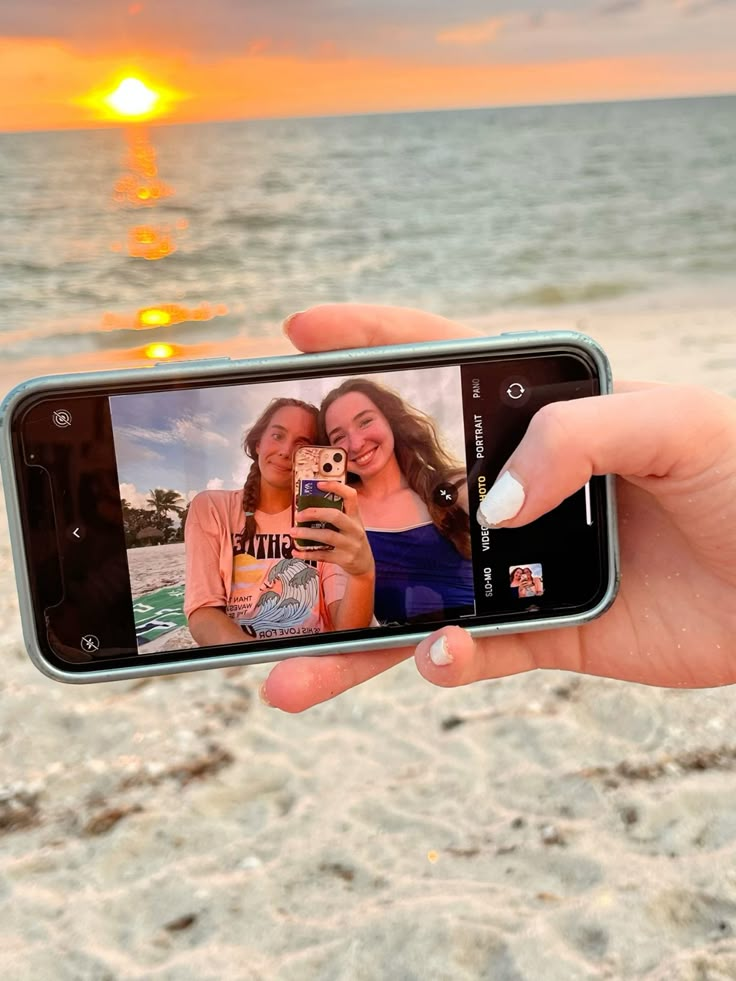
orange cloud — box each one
[436,17,505,45]
[246,38,272,57]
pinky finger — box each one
[292,546,335,561]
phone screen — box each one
[11,347,611,673]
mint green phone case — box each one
[0,332,619,683]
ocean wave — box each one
[0,258,59,276]
[682,255,736,275]
[216,209,301,230]
[508,281,640,307]
[0,310,240,361]
[153,201,206,217]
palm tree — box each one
[146,487,185,518]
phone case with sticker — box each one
[292,445,347,549]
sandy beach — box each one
[126,543,195,654]
[1,291,735,980]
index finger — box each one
[262,647,412,713]
[283,304,478,352]
[315,479,352,497]
[315,480,361,516]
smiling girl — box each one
[318,378,475,625]
[184,397,374,647]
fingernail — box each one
[477,470,525,527]
[429,635,453,666]
[258,683,272,707]
[281,310,305,337]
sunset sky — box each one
[2,0,735,131]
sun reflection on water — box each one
[102,109,226,339]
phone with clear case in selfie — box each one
[292,445,347,550]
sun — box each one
[79,73,183,123]
[105,77,160,118]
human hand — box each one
[291,481,374,578]
[262,304,736,712]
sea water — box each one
[0,94,734,365]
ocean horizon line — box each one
[2,88,735,138]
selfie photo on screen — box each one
[509,563,544,599]
[109,364,470,653]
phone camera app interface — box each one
[20,346,608,669]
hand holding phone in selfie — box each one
[292,481,375,579]
[262,304,736,711]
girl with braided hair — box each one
[184,398,374,647]
[319,378,475,626]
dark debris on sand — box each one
[119,743,235,789]
[83,803,144,837]
[0,784,42,834]
[164,913,198,932]
[579,745,736,785]
[1,740,236,841]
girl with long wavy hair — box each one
[318,378,474,625]
[185,397,374,647]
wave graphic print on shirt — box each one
[239,558,320,636]
[228,524,325,639]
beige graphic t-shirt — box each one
[184,490,346,640]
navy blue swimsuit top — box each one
[366,523,475,624]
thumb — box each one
[476,384,736,528]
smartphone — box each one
[293,446,347,550]
[0,332,619,683]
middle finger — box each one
[291,524,341,549]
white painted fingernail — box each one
[429,635,453,666]
[477,470,525,527]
